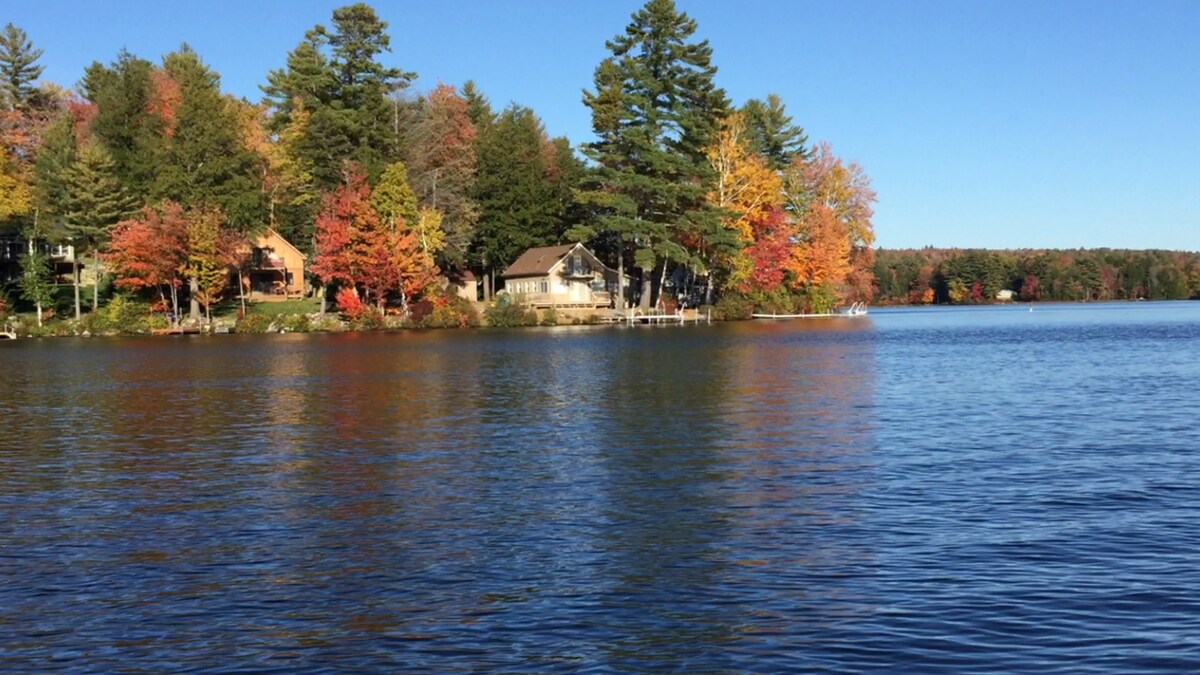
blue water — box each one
[2,302,1199,672]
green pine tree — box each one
[741,94,810,170]
[262,4,414,188]
[156,45,263,230]
[472,105,561,286]
[0,23,44,111]
[80,51,164,204]
[580,0,730,309]
[65,143,134,319]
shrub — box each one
[540,307,558,326]
[310,314,345,332]
[353,309,384,331]
[98,294,155,334]
[335,287,370,322]
[420,293,480,328]
[713,293,755,321]
[278,313,311,332]
[235,313,274,333]
[484,294,537,328]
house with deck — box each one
[242,228,307,299]
[502,243,629,308]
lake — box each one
[3,302,1200,672]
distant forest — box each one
[874,248,1200,305]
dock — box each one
[602,308,712,325]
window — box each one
[539,280,548,294]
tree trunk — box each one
[189,277,200,321]
[92,249,101,314]
[73,259,81,322]
[617,245,625,311]
[658,263,669,309]
[238,268,247,317]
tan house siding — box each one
[244,228,307,298]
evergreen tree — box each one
[0,24,44,111]
[156,46,262,229]
[580,0,729,308]
[80,51,164,203]
[741,94,809,170]
[472,105,560,284]
[262,4,414,187]
[461,80,494,128]
[31,109,76,239]
[65,143,134,318]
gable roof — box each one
[257,227,308,261]
[502,243,579,278]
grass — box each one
[244,298,322,316]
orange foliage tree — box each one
[311,165,440,316]
[107,202,189,318]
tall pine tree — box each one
[0,23,43,111]
[741,94,809,171]
[64,142,133,319]
[581,0,729,308]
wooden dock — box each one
[602,309,712,325]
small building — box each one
[996,289,1016,302]
[243,228,306,299]
[502,243,629,308]
[446,269,479,302]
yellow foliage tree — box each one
[706,112,784,287]
[0,160,33,220]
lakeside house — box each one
[241,228,306,299]
[502,243,630,308]
[0,235,92,286]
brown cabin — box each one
[242,228,306,299]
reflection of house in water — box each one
[501,243,631,308]
[243,228,306,299]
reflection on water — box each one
[3,305,1200,671]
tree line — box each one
[874,248,1200,304]
[0,0,881,326]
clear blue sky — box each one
[7,0,1199,250]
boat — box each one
[752,302,868,319]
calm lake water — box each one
[3,302,1200,672]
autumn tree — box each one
[107,202,189,320]
[407,83,477,268]
[705,112,783,296]
[184,205,229,323]
[783,141,876,300]
[580,0,729,309]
